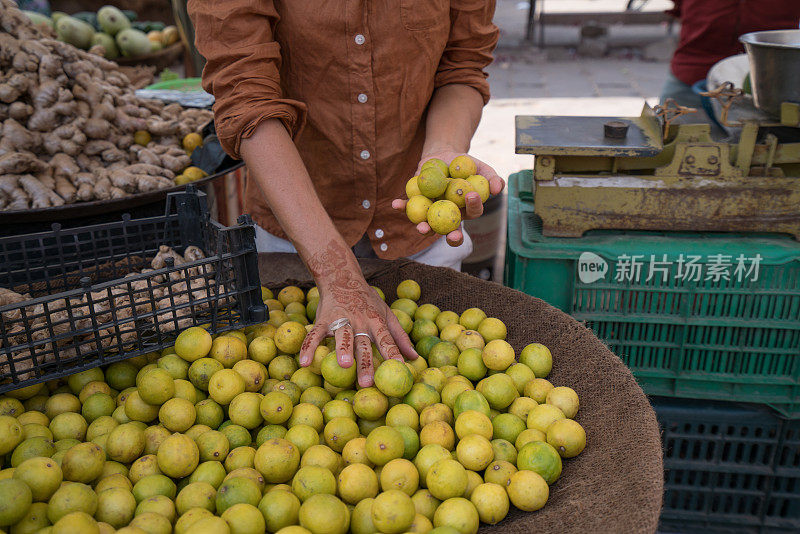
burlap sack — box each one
[259,253,664,534]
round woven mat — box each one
[259,254,664,534]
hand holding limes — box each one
[392,154,505,247]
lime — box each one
[428,342,459,368]
[483,460,517,486]
[476,374,518,410]
[298,494,349,534]
[481,340,515,372]
[453,390,490,419]
[216,477,261,513]
[491,413,526,444]
[353,387,389,421]
[175,327,213,362]
[374,359,414,398]
[426,459,467,500]
[259,489,301,533]
[507,396,538,421]
[448,156,477,179]
[411,489,441,521]
[470,483,509,525]
[444,178,474,208]
[466,175,490,202]
[506,470,548,511]
[320,352,356,389]
[519,343,553,378]
[433,497,479,534]
[406,176,422,197]
[421,158,450,177]
[418,168,448,199]
[490,439,517,464]
[386,403,420,430]
[546,418,586,458]
[323,417,359,452]
[527,404,565,433]
[372,490,416,534]
[291,465,336,502]
[546,386,580,419]
[254,438,300,483]
[524,378,554,404]
[419,420,455,451]
[456,348,486,382]
[0,478,31,526]
[516,428,547,450]
[221,502,265,534]
[365,426,404,466]
[455,434,493,471]
[248,337,278,366]
[454,330,484,352]
[517,441,562,485]
[337,463,379,504]
[427,200,461,235]
[0,416,23,454]
[274,321,307,354]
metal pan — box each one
[0,162,244,224]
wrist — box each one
[421,143,464,159]
[305,239,362,287]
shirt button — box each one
[360,150,370,160]
[375,229,384,238]
[355,34,365,45]
[357,93,368,103]
[380,243,388,252]
[362,200,371,209]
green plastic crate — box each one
[504,170,800,416]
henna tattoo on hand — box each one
[306,240,407,365]
[305,240,382,320]
[356,337,373,372]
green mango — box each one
[56,16,95,50]
[98,5,131,37]
[116,28,152,57]
[22,11,52,28]
[91,32,120,59]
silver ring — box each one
[354,333,371,340]
[328,318,351,332]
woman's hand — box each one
[298,240,418,387]
[391,151,505,247]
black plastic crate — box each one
[655,397,800,533]
[0,187,266,391]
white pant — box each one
[255,225,473,271]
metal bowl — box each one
[0,161,244,224]
[739,29,800,117]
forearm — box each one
[422,84,485,156]
[240,119,359,279]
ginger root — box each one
[0,243,227,381]
[0,1,214,213]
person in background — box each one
[187,2,503,387]
[661,0,800,109]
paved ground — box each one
[469,0,678,278]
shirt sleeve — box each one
[434,0,499,105]
[187,0,307,159]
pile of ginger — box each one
[0,245,231,381]
[0,0,213,211]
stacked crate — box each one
[504,170,800,532]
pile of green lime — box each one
[0,280,586,534]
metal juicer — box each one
[515,30,800,239]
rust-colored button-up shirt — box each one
[188,0,498,259]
